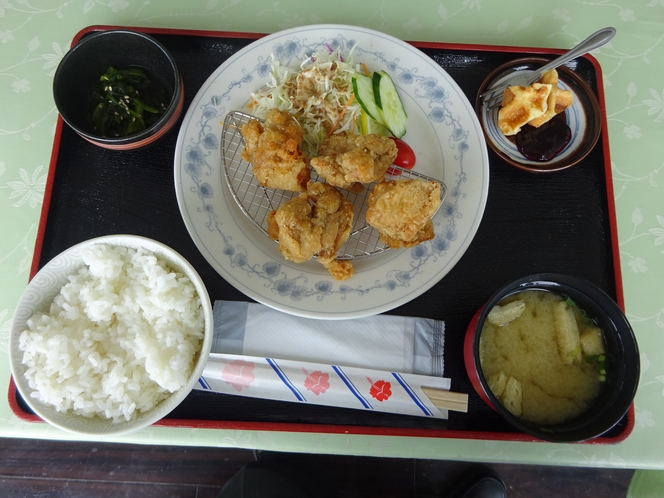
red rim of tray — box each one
[10,24,630,445]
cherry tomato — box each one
[391,137,416,169]
[386,137,416,176]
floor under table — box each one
[0,437,634,497]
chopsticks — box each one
[421,387,469,413]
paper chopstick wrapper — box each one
[196,353,460,419]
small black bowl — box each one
[53,29,184,150]
[464,273,640,443]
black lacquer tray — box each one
[10,25,631,444]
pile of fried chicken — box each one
[241,108,441,280]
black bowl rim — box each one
[52,29,182,146]
[472,272,640,443]
[475,57,602,173]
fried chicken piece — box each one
[309,132,398,192]
[240,109,310,192]
[377,221,435,249]
[267,182,354,280]
[324,259,354,281]
[366,179,442,249]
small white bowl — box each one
[9,234,213,436]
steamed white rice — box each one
[18,244,205,423]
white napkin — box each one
[212,300,445,377]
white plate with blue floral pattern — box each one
[174,25,489,320]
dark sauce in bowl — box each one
[515,117,572,162]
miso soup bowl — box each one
[53,29,184,150]
[463,273,640,443]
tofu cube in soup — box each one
[580,325,606,356]
[487,300,525,326]
[553,301,581,365]
[502,376,523,417]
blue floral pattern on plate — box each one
[174,25,489,319]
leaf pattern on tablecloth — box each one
[0,0,663,467]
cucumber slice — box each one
[358,108,391,137]
[372,70,408,138]
[352,73,383,124]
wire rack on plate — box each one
[220,110,447,261]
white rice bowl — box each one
[9,235,213,436]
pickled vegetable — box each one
[89,67,168,138]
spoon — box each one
[480,27,616,102]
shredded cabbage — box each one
[248,44,362,157]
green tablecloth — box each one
[1,1,663,469]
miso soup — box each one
[479,290,606,425]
